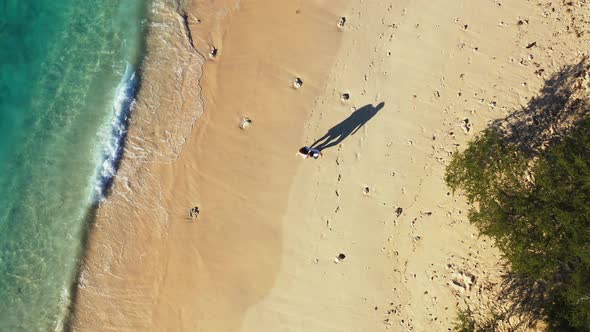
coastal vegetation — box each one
[446,60,590,331]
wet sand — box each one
[72,0,346,331]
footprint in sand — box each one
[450,270,477,291]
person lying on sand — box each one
[297,146,322,159]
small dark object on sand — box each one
[294,77,303,88]
[209,47,218,59]
[240,117,252,129]
[341,93,350,101]
[189,206,200,219]
[526,41,537,49]
[338,17,346,27]
[337,253,346,260]
[395,207,403,217]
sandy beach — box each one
[71,0,590,331]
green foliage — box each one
[454,309,477,332]
[445,118,590,331]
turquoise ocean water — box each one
[0,1,150,330]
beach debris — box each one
[395,207,403,217]
[209,46,218,59]
[189,206,200,220]
[338,17,346,28]
[239,116,252,129]
[526,41,537,49]
[334,252,346,263]
[363,186,371,195]
[293,77,303,89]
[341,92,350,101]
[460,118,472,133]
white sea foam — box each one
[93,63,139,202]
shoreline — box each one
[70,0,208,329]
[71,0,347,330]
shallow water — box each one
[0,1,148,330]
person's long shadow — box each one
[311,102,385,151]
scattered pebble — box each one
[460,118,472,133]
[341,93,350,101]
[334,253,347,263]
[189,206,200,220]
[338,17,346,27]
[240,117,252,129]
[363,186,371,195]
[293,77,303,88]
[209,47,218,59]
[395,207,403,217]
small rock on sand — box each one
[189,206,200,220]
[334,252,346,263]
[240,117,252,129]
[209,47,218,59]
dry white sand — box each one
[241,1,590,331]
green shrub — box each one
[445,118,590,331]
